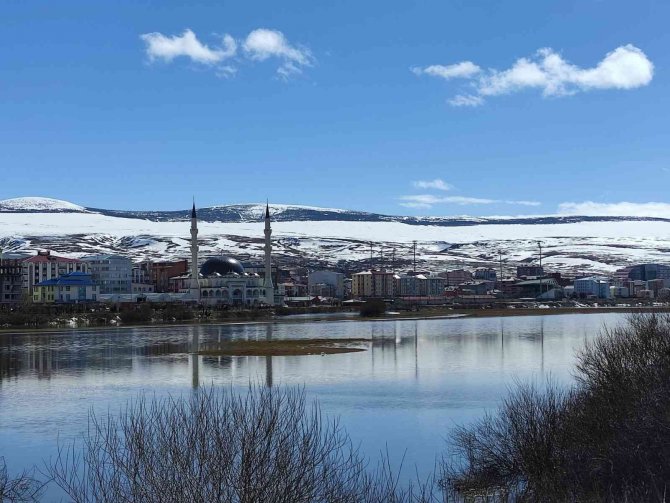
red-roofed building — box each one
[22,250,88,293]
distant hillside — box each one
[2,197,669,227]
[1,196,669,276]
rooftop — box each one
[23,250,82,264]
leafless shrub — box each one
[443,314,670,502]
[0,457,43,502]
[48,385,442,503]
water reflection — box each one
[0,313,627,483]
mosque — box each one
[187,201,278,306]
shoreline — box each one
[1,306,669,336]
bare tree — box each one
[443,314,670,502]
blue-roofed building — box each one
[33,271,100,303]
[81,254,132,294]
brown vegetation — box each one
[198,338,368,356]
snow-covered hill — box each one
[1,197,669,275]
[0,197,87,213]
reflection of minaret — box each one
[540,317,545,375]
[264,202,274,306]
[190,200,200,300]
[191,327,200,388]
[265,324,273,388]
[414,322,418,380]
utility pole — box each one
[392,247,396,274]
[498,249,503,281]
[380,247,384,271]
[369,242,373,271]
[412,241,417,273]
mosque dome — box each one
[200,257,245,277]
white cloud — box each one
[140,28,313,79]
[140,29,236,65]
[243,28,313,78]
[411,61,481,80]
[558,201,670,218]
[413,179,453,191]
[215,65,238,79]
[400,194,540,208]
[448,94,484,107]
[414,44,654,106]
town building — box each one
[515,278,563,299]
[438,269,473,286]
[458,281,489,296]
[81,254,132,294]
[278,282,308,297]
[474,268,497,282]
[517,265,544,278]
[0,253,28,304]
[151,260,188,293]
[242,262,286,288]
[22,250,88,294]
[610,286,630,298]
[308,270,345,298]
[131,263,155,294]
[574,277,611,299]
[33,272,100,303]
[627,264,670,282]
[351,270,395,298]
[187,202,280,306]
[396,274,447,297]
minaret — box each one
[264,202,274,305]
[190,200,200,300]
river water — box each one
[0,312,626,496]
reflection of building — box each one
[33,272,100,303]
[22,250,88,294]
[82,254,132,294]
[188,202,279,306]
[0,253,27,304]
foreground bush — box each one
[49,386,441,502]
[0,457,42,502]
[444,314,670,501]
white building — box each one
[574,277,611,299]
[187,202,279,306]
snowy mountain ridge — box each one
[1,196,669,276]
[1,197,668,227]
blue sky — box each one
[0,0,668,216]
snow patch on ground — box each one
[1,211,669,275]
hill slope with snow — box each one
[1,197,669,275]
